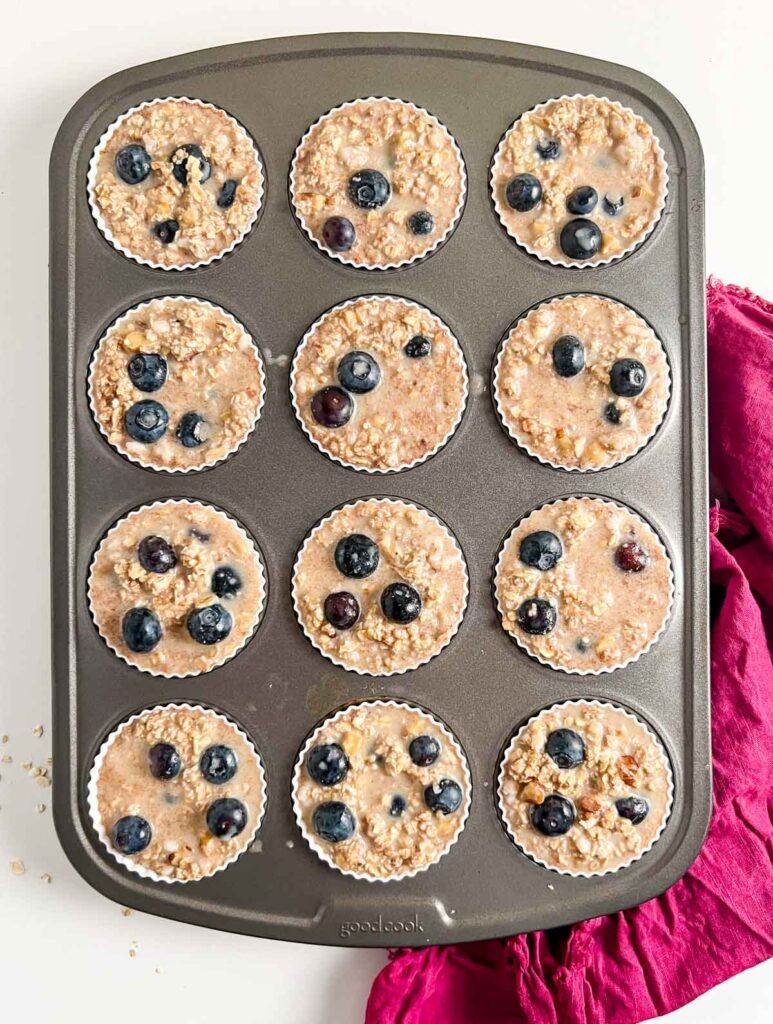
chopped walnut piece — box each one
[521,781,546,804]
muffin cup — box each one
[87,296,266,474]
[496,698,674,878]
[87,702,267,884]
[491,294,672,472]
[289,97,467,271]
[87,97,265,271]
[493,495,675,675]
[291,698,472,882]
[87,498,267,679]
[291,497,469,677]
[490,94,669,269]
[289,295,469,474]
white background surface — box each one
[1,1,771,1021]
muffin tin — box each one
[50,32,709,946]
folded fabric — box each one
[365,278,773,1024]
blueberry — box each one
[536,138,561,160]
[176,411,209,448]
[153,219,179,245]
[505,173,542,212]
[323,591,360,630]
[390,795,407,817]
[604,402,621,425]
[307,743,349,786]
[348,169,391,209]
[337,351,381,394]
[576,636,591,653]
[312,801,356,843]
[127,353,167,393]
[200,745,238,784]
[409,210,435,235]
[125,400,169,443]
[322,216,356,252]
[552,335,585,378]
[171,143,211,186]
[519,531,563,571]
[217,179,238,209]
[409,734,440,767]
[212,566,242,599]
[516,598,557,635]
[381,582,422,624]
[138,535,177,574]
[566,186,598,215]
[615,540,650,573]
[122,607,162,653]
[115,145,151,185]
[603,194,625,216]
[404,335,432,359]
[560,218,602,260]
[148,742,181,780]
[615,795,650,825]
[424,779,463,815]
[334,534,379,579]
[532,794,575,836]
[206,797,247,839]
[610,359,647,397]
[545,729,585,769]
[310,386,354,428]
[112,815,151,854]
[186,604,232,645]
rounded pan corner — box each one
[51,786,131,908]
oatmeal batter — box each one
[89,297,264,471]
[88,500,265,677]
[89,98,263,268]
[491,96,667,265]
[292,499,468,675]
[495,497,672,673]
[493,294,669,470]
[92,704,265,881]
[291,296,468,471]
[498,700,672,874]
[290,98,466,267]
[293,701,470,880]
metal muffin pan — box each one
[50,32,709,947]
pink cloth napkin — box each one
[365,278,773,1024]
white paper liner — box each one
[86,97,265,271]
[291,497,469,677]
[490,94,669,269]
[496,698,674,877]
[289,97,467,270]
[87,702,267,884]
[291,698,472,882]
[87,295,266,474]
[493,495,675,675]
[491,294,672,472]
[289,295,469,474]
[87,498,267,679]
